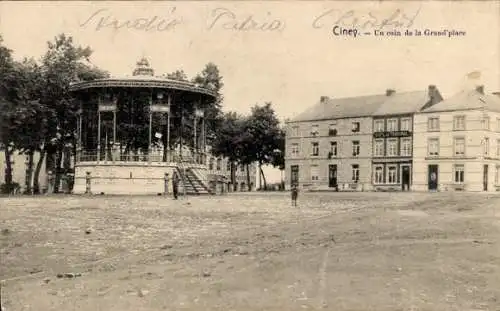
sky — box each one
[1,1,499,183]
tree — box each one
[164,70,188,81]
[244,102,282,190]
[0,35,16,192]
[192,63,224,145]
[210,111,247,190]
[37,33,106,193]
[9,58,46,194]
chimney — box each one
[320,96,329,103]
[386,89,396,96]
[428,84,436,100]
[475,85,484,94]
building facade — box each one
[371,86,442,191]
[286,93,398,191]
[285,86,443,191]
[413,86,500,192]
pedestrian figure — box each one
[172,171,179,200]
[291,183,298,207]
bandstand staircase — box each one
[176,157,214,195]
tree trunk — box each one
[246,164,251,191]
[3,147,13,192]
[25,150,35,194]
[53,145,64,193]
[33,149,46,194]
[231,162,236,191]
[259,163,267,190]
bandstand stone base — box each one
[74,162,181,195]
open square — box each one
[1,192,499,311]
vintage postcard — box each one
[0,1,499,310]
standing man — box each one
[291,183,298,207]
[172,171,179,200]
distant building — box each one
[284,86,442,191]
[413,86,500,192]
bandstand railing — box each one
[76,149,208,165]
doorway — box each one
[428,164,438,191]
[290,165,299,186]
[483,164,488,191]
[401,165,410,191]
[328,164,338,189]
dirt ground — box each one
[1,192,499,311]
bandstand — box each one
[70,58,220,195]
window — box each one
[226,161,231,171]
[329,121,338,136]
[216,158,222,170]
[311,142,319,156]
[387,165,397,184]
[352,141,360,156]
[428,117,440,131]
[400,118,411,131]
[310,165,319,181]
[374,166,384,184]
[291,126,299,137]
[351,164,360,183]
[328,124,338,136]
[387,139,398,156]
[374,120,384,132]
[497,140,500,157]
[311,124,319,136]
[484,137,490,156]
[496,166,500,185]
[453,115,466,131]
[209,158,214,170]
[453,164,465,184]
[330,142,337,157]
[374,139,384,156]
[482,116,490,131]
[401,138,412,156]
[291,143,299,157]
[387,119,398,131]
[352,122,360,132]
[453,137,465,156]
[428,138,439,156]
[240,164,245,172]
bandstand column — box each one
[148,92,153,162]
[97,110,101,163]
[201,113,206,164]
[97,94,117,164]
[112,110,117,162]
[166,93,171,162]
[77,106,82,162]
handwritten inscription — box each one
[79,8,182,32]
[313,7,421,31]
[208,8,285,31]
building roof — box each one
[290,94,387,122]
[290,86,439,123]
[372,91,434,116]
[422,87,500,113]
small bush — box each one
[0,182,21,194]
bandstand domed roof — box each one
[68,58,217,98]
